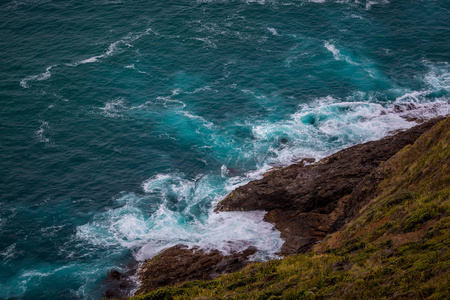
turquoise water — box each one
[1,0,449,299]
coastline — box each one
[106,115,449,299]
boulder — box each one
[136,245,256,295]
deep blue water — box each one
[1,0,449,299]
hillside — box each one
[127,117,449,300]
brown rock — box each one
[216,117,444,255]
[136,245,256,295]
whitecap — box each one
[181,111,215,129]
[221,165,229,178]
[267,27,279,36]
[35,121,50,143]
[40,225,66,237]
[193,37,218,49]
[424,65,450,91]
[98,98,127,118]
[20,65,55,88]
[349,13,364,19]
[324,41,359,65]
[244,0,266,4]
[0,243,17,262]
[79,56,100,64]
[395,91,429,103]
[152,96,186,109]
[68,28,156,66]
[365,0,389,10]
[22,265,70,278]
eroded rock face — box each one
[216,117,444,255]
[136,245,256,295]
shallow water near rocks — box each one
[1,0,450,299]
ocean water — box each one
[0,0,449,298]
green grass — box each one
[129,118,450,300]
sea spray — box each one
[1,0,450,299]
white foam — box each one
[244,0,266,4]
[142,173,195,197]
[22,265,70,278]
[181,111,215,129]
[267,27,279,36]
[390,65,450,119]
[40,225,66,237]
[392,98,450,120]
[221,165,229,177]
[35,121,50,143]
[365,0,389,10]
[324,41,359,65]
[250,96,426,167]
[193,37,218,49]
[68,28,155,66]
[424,64,450,91]
[134,209,281,261]
[98,89,214,122]
[0,264,72,298]
[71,40,122,66]
[153,95,186,109]
[395,91,429,103]
[124,63,148,74]
[99,98,127,118]
[77,173,283,262]
[79,56,100,64]
[76,61,450,268]
[20,65,55,88]
[0,243,17,262]
[349,13,364,19]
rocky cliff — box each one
[111,116,449,299]
[216,117,444,255]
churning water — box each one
[1,0,449,298]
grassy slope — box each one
[130,118,450,300]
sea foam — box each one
[324,41,359,65]
[67,28,156,67]
[77,173,283,262]
[20,65,55,88]
[76,61,450,264]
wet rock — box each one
[104,268,137,299]
[394,103,417,113]
[136,245,257,295]
[216,117,444,255]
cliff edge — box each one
[120,117,449,299]
[216,117,444,255]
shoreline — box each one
[105,115,448,299]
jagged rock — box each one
[104,268,137,299]
[216,117,444,255]
[136,245,257,295]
